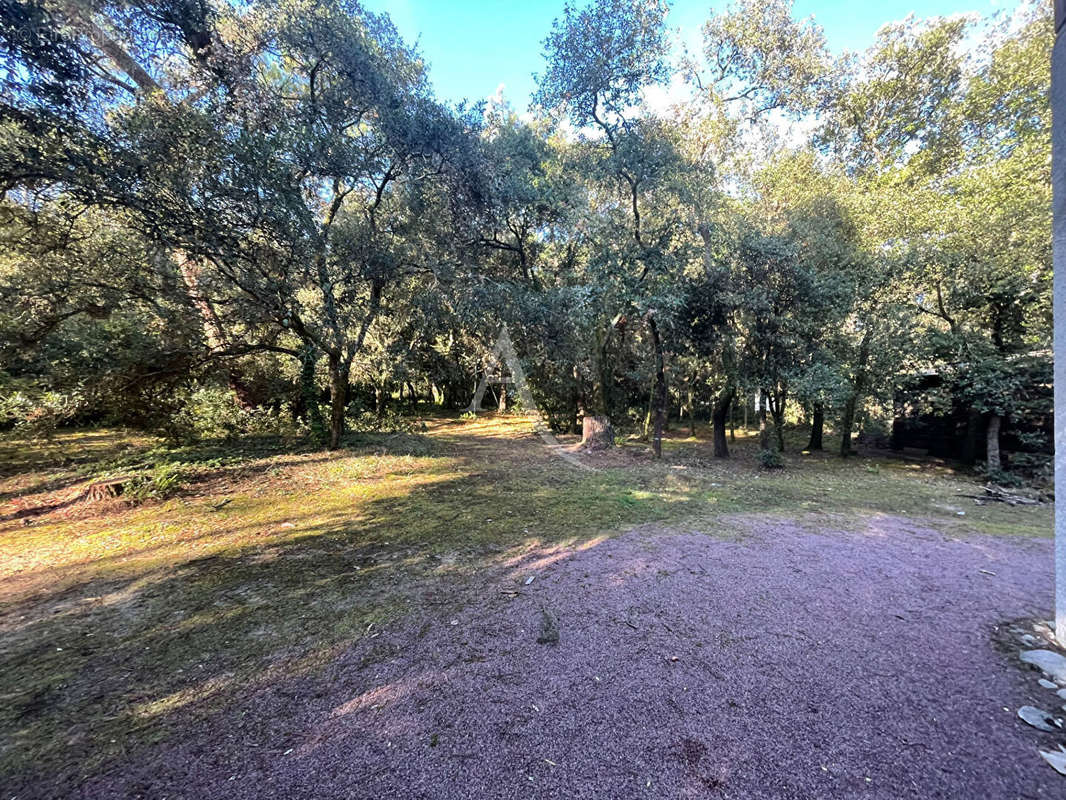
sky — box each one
[359,0,1022,109]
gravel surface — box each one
[60,514,1061,798]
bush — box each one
[125,462,189,502]
[346,408,416,434]
[758,448,784,469]
[0,390,78,440]
[165,387,303,444]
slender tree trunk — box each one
[758,398,770,452]
[688,380,696,437]
[712,384,734,458]
[770,390,786,452]
[986,413,1002,473]
[648,315,666,459]
[744,397,749,432]
[642,383,654,441]
[806,402,824,451]
[498,382,507,412]
[840,329,873,458]
[839,394,858,458]
[327,353,349,450]
[571,365,582,434]
[375,382,387,417]
[729,401,736,441]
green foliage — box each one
[0,0,1050,475]
[125,462,189,502]
[165,388,301,444]
[757,448,784,469]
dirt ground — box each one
[46,513,1063,799]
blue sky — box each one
[360,0,1019,109]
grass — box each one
[0,415,1052,789]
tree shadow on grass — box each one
[0,447,705,797]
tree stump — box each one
[580,415,614,450]
[84,477,132,502]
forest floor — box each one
[0,415,1061,798]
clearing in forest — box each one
[0,417,1056,797]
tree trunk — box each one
[712,385,734,458]
[687,378,696,437]
[729,401,736,441]
[986,413,1002,473]
[840,329,872,458]
[770,390,786,452]
[327,354,349,450]
[648,315,666,460]
[498,382,507,412]
[581,415,615,450]
[642,381,654,441]
[758,399,770,452]
[806,402,824,451]
[375,382,386,417]
[839,393,858,458]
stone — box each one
[1018,705,1062,732]
[1058,688,1066,700]
[1040,679,1059,690]
[1022,650,1066,682]
[1039,744,1066,776]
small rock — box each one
[1018,705,1062,732]
[1057,688,1066,700]
[1022,634,1038,645]
[1022,650,1066,682]
[1039,744,1066,775]
[1039,679,1059,690]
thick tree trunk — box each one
[806,402,824,451]
[986,413,1002,473]
[648,315,666,459]
[581,415,615,450]
[327,354,349,450]
[712,385,734,458]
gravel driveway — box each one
[70,514,1060,799]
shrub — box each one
[165,387,303,443]
[125,462,189,502]
[0,390,78,439]
[758,448,784,469]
